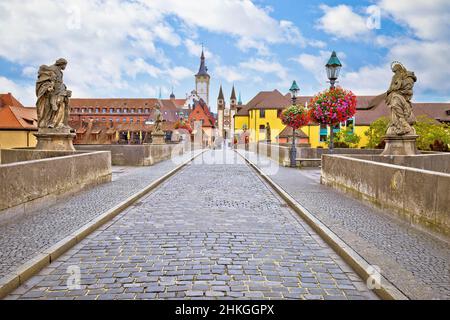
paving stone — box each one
[5,150,376,301]
[248,151,450,300]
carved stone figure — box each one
[385,62,417,136]
[36,58,72,130]
[34,58,75,151]
[151,103,166,144]
[154,104,164,134]
[381,62,419,156]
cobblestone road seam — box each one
[0,150,206,299]
[235,149,409,301]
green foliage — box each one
[334,125,361,148]
[364,115,450,151]
[414,115,450,151]
[364,117,389,149]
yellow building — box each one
[0,93,38,149]
[234,91,450,148]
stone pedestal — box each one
[152,132,166,145]
[381,134,419,156]
[34,128,76,151]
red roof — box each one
[235,90,450,125]
[0,93,37,130]
[188,100,216,127]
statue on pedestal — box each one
[152,104,165,144]
[36,58,72,130]
[386,62,417,136]
[381,62,419,155]
[154,104,164,134]
[34,58,75,150]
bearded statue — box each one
[385,62,417,136]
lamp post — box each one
[325,51,342,152]
[289,80,300,167]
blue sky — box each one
[0,0,449,111]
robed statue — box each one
[385,62,417,136]
[36,58,72,130]
[380,62,419,155]
[154,104,164,133]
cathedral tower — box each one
[195,48,210,105]
[217,85,225,138]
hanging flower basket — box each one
[280,104,310,129]
[308,87,357,125]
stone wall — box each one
[321,155,450,237]
[0,151,112,214]
[75,143,186,166]
[0,149,83,164]
[347,153,450,174]
[253,142,383,167]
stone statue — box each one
[265,122,271,142]
[34,58,75,150]
[381,62,419,156]
[154,104,164,134]
[385,61,417,136]
[36,58,72,130]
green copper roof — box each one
[289,80,300,92]
[326,51,342,67]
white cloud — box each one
[378,0,450,41]
[240,58,288,80]
[147,0,320,53]
[237,38,271,56]
[125,58,162,78]
[166,66,194,83]
[0,76,36,106]
[215,66,247,83]
[317,5,370,39]
[183,39,214,59]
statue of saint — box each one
[385,62,417,136]
[154,104,164,133]
[265,122,271,142]
[35,58,72,130]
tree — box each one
[365,115,450,151]
[334,125,361,148]
[414,115,450,151]
[364,116,389,149]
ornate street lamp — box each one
[289,80,300,167]
[325,51,342,151]
[326,51,342,89]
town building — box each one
[234,89,450,148]
[0,93,38,148]
[67,49,215,144]
[188,98,216,146]
[217,85,238,141]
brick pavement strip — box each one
[5,149,377,300]
[0,150,203,297]
[241,149,450,300]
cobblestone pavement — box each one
[0,151,201,280]
[5,149,377,300]
[242,150,450,300]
